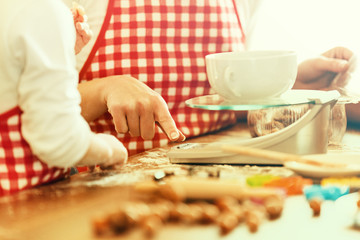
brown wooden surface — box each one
[1,122,360,240]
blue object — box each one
[303,185,349,201]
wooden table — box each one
[1,122,360,240]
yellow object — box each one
[246,174,281,187]
[321,177,360,188]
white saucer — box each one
[284,153,360,178]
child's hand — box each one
[76,133,128,168]
[96,133,128,167]
[71,2,93,55]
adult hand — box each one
[293,46,353,90]
[71,3,93,55]
[78,75,186,142]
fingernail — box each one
[338,60,348,68]
[78,23,84,30]
[170,131,179,140]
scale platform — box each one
[167,90,340,165]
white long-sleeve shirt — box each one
[0,0,91,168]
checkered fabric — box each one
[79,0,245,156]
[0,107,69,196]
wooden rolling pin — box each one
[135,178,284,201]
[221,145,347,168]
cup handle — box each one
[224,66,242,97]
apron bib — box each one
[80,0,245,156]
[0,107,69,196]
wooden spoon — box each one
[221,145,347,168]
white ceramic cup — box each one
[205,50,298,101]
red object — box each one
[79,0,246,156]
[77,166,89,173]
[264,176,313,195]
[0,107,69,196]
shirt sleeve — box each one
[10,0,92,168]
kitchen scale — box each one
[167,90,341,165]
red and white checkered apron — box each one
[0,107,69,196]
[79,0,245,156]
